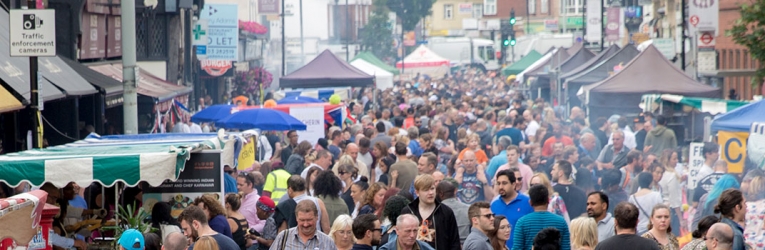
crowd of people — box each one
[10,69,761,250]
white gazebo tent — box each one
[396,45,450,80]
[351,59,394,90]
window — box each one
[541,0,548,13]
[561,0,584,15]
[444,4,454,19]
[473,4,483,18]
[486,46,495,60]
[529,0,536,14]
[484,0,496,15]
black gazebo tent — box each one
[280,50,375,89]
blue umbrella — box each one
[277,96,324,104]
[191,104,237,123]
[215,108,307,131]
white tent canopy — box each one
[351,59,394,90]
[396,45,450,79]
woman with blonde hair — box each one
[528,173,570,224]
[329,215,355,250]
[658,149,684,236]
[569,217,598,250]
[642,204,679,250]
[194,236,220,250]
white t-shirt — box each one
[526,120,540,137]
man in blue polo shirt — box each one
[490,169,533,248]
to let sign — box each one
[201,4,238,61]
[10,9,56,57]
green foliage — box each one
[361,0,395,60]
[386,0,436,31]
[102,202,157,246]
[727,0,765,87]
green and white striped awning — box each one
[0,137,223,188]
[640,94,750,115]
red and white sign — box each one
[200,60,233,77]
[698,31,715,48]
[689,15,699,27]
[689,0,718,35]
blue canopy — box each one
[216,108,307,131]
[277,96,323,104]
[191,104,236,123]
[711,99,765,133]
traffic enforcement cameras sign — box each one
[10,9,56,57]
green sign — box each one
[566,17,583,27]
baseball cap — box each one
[257,196,275,212]
[118,229,144,250]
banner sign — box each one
[290,106,325,146]
[258,0,280,14]
[718,131,748,173]
[200,59,234,77]
[689,0,719,34]
[687,142,704,189]
[605,7,621,42]
[143,151,225,216]
[237,139,255,170]
[458,3,472,14]
[585,0,602,42]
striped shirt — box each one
[270,227,337,250]
[511,211,570,250]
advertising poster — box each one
[290,106,325,146]
[687,142,704,189]
[143,151,225,217]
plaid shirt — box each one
[270,227,337,250]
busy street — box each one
[0,0,764,249]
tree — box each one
[361,0,395,60]
[728,0,765,88]
[386,0,435,31]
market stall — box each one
[0,190,58,250]
[564,45,640,109]
[280,50,375,89]
[351,59,394,90]
[0,133,236,247]
[710,99,765,173]
[501,50,542,76]
[578,45,719,120]
[396,45,450,81]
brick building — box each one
[716,0,762,99]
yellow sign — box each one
[718,131,748,173]
[237,139,256,170]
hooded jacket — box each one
[401,198,461,250]
[644,125,677,155]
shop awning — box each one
[0,9,97,100]
[89,64,193,102]
[0,82,24,113]
[0,134,225,188]
[61,57,123,96]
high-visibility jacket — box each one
[264,169,291,204]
